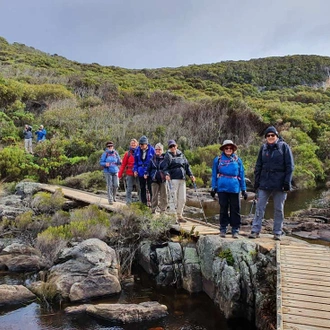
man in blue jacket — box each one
[249,126,294,241]
[134,135,155,206]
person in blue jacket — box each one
[100,141,121,204]
[211,139,247,238]
[249,126,294,241]
[35,125,46,142]
[133,135,155,205]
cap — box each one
[168,140,177,147]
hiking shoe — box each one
[177,215,187,223]
[232,233,239,239]
[274,234,281,241]
[109,201,114,205]
[220,232,226,238]
[248,232,260,239]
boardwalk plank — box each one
[283,285,330,296]
[283,306,330,322]
[282,280,330,292]
[282,272,330,282]
[282,292,330,305]
[284,323,330,330]
[286,264,330,273]
[283,299,330,312]
[280,259,329,269]
[283,314,330,328]
[284,268,330,277]
[282,276,330,286]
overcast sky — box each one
[0,0,329,69]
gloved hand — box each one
[210,190,216,198]
[283,182,290,192]
[242,191,248,200]
[253,182,259,192]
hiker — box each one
[100,141,121,204]
[35,125,46,142]
[118,138,141,205]
[23,124,33,154]
[145,143,168,214]
[133,135,155,205]
[163,139,195,223]
[211,139,247,239]
[249,126,294,241]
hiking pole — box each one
[193,182,208,224]
[249,192,258,216]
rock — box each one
[85,301,168,323]
[0,284,36,306]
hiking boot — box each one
[109,201,114,205]
[177,215,187,223]
[274,234,281,241]
[220,232,226,238]
[232,233,239,239]
[248,232,260,239]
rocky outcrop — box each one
[30,238,121,302]
[0,284,36,306]
[0,243,47,272]
[65,301,168,323]
[138,235,277,327]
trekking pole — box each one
[193,182,208,224]
[249,191,258,216]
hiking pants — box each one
[171,179,186,217]
[104,173,119,203]
[151,182,168,212]
[24,138,33,153]
[251,189,287,235]
[218,192,241,234]
[139,176,152,205]
[125,175,140,204]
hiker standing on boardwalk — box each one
[211,139,247,239]
[23,124,33,154]
[100,141,121,205]
[118,138,141,205]
[163,140,195,223]
[249,126,294,241]
[145,143,168,214]
[133,135,155,206]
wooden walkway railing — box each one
[277,241,330,330]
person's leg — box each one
[112,174,119,202]
[218,192,230,234]
[139,176,147,204]
[24,139,29,152]
[147,176,153,202]
[126,175,133,204]
[170,179,179,211]
[134,176,141,201]
[159,182,168,212]
[272,190,287,235]
[151,182,160,212]
[250,189,272,234]
[176,180,186,217]
[104,173,112,203]
[229,193,241,234]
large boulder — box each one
[0,284,36,306]
[30,238,121,302]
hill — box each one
[0,36,329,188]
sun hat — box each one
[220,139,237,151]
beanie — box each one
[264,126,279,137]
[139,135,148,144]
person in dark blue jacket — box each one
[35,125,46,142]
[249,126,294,241]
[211,139,247,238]
[145,143,168,214]
[100,141,121,204]
[134,135,155,205]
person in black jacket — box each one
[163,140,195,222]
[249,126,294,241]
[145,143,168,214]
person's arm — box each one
[99,152,107,167]
[118,152,128,178]
[283,144,294,190]
[254,146,263,190]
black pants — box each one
[218,192,241,233]
[139,176,152,205]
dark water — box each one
[191,188,326,224]
[0,268,255,330]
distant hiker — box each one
[118,138,141,205]
[211,139,247,239]
[35,125,46,142]
[133,135,155,206]
[100,141,121,204]
[23,124,33,154]
[163,140,195,223]
[249,126,294,241]
[145,143,168,214]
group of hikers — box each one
[23,124,47,154]
[101,125,294,240]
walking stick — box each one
[249,192,258,216]
[193,182,208,224]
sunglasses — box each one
[266,134,276,138]
[224,147,233,150]
[107,145,113,147]
[155,148,161,151]
[169,145,176,148]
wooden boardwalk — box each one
[39,184,220,236]
[277,241,330,330]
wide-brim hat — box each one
[220,139,237,151]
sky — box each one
[0,0,329,69]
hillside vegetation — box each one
[0,36,329,189]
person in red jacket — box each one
[118,139,141,204]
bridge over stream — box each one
[39,184,330,329]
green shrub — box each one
[218,248,235,267]
[31,189,66,214]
